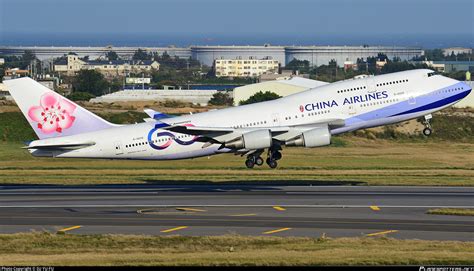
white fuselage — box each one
[29,69,472,160]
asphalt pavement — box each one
[0,185,472,240]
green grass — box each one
[1,111,473,186]
[0,233,472,266]
[427,208,474,216]
[0,139,473,186]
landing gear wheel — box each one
[245,159,255,169]
[422,114,433,137]
[266,158,278,168]
[255,157,264,166]
[423,127,432,137]
[267,159,278,169]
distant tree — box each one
[67,91,96,101]
[80,55,89,61]
[162,51,171,61]
[72,70,109,96]
[132,49,150,60]
[377,53,388,61]
[392,56,401,62]
[208,91,233,106]
[0,66,4,82]
[106,51,119,61]
[421,49,445,61]
[239,91,281,105]
[446,70,466,81]
[22,50,36,63]
[286,59,310,73]
[380,61,429,74]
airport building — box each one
[54,53,160,76]
[1,45,424,67]
[214,58,279,77]
[191,45,286,67]
[0,46,191,61]
[284,46,424,67]
[233,77,327,105]
[90,88,218,105]
[419,61,474,73]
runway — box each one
[0,185,472,240]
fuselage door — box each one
[408,96,416,105]
[348,104,357,115]
[271,113,281,126]
[366,77,377,93]
[114,141,124,155]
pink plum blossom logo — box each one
[28,92,77,134]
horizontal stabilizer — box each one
[23,141,95,150]
[144,109,171,120]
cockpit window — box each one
[427,71,438,77]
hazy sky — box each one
[1,0,473,36]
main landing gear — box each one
[245,150,264,169]
[245,155,264,169]
[422,114,433,137]
[266,146,282,169]
[244,146,282,169]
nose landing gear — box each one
[422,114,433,137]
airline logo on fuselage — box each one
[302,91,389,112]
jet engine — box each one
[285,126,331,147]
[225,129,272,150]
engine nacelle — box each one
[225,129,272,150]
[285,126,331,148]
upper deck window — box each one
[427,71,438,77]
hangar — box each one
[233,77,327,106]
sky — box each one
[0,0,473,46]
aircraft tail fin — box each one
[4,77,118,140]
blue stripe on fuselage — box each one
[392,88,471,116]
[345,82,471,126]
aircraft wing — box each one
[162,118,345,150]
[164,125,290,136]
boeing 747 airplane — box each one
[5,69,472,168]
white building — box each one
[214,58,279,77]
[54,53,160,76]
[453,81,474,108]
[90,89,218,105]
[233,77,327,105]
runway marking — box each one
[1,205,473,209]
[366,230,398,237]
[263,227,292,234]
[1,215,472,229]
[57,225,82,233]
[370,206,381,211]
[137,208,155,214]
[161,226,188,233]
[273,206,286,211]
[176,207,206,212]
[229,213,257,217]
